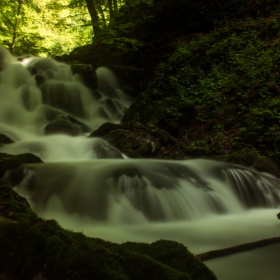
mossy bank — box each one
[0,182,216,280]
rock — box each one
[277,213,280,219]
[0,153,42,179]
[0,134,14,145]
[93,141,124,159]
[104,129,160,158]
[0,183,37,222]
[70,62,98,90]
[89,122,125,137]
[40,81,86,118]
[45,115,90,136]
[253,156,280,178]
[0,182,216,280]
[211,148,260,166]
[89,122,185,159]
[211,148,280,177]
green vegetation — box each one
[0,0,93,56]
[124,8,280,164]
[0,183,216,280]
[0,0,154,56]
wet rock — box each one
[70,62,98,90]
[45,116,90,136]
[40,81,85,118]
[0,134,14,145]
[89,122,182,158]
[0,183,37,222]
[212,148,259,166]
[253,156,280,178]
[103,129,160,158]
[93,141,123,159]
[0,153,42,179]
[210,148,280,177]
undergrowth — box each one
[133,10,280,162]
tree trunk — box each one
[113,0,118,16]
[10,0,23,54]
[84,0,101,37]
[96,0,107,26]
[107,0,114,20]
[124,0,135,38]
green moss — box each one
[0,220,216,280]
[122,8,280,161]
[0,152,42,179]
[0,184,38,222]
[0,183,216,279]
[122,240,216,280]
[212,148,260,166]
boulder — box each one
[253,156,280,178]
[89,122,187,159]
[0,153,42,182]
[212,148,259,166]
[211,148,280,177]
[70,62,98,90]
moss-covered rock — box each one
[0,183,38,222]
[0,182,216,280]
[89,122,188,159]
[210,148,280,177]
[122,240,216,280]
[253,156,280,177]
[0,153,43,179]
[212,148,260,166]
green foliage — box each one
[0,0,92,56]
[130,9,280,159]
[0,184,38,221]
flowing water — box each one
[0,46,280,279]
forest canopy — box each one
[0,0,151,56]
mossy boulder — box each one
[122,240,216,280]
[89,122,188,159]
[211,148,280,177]
[0,182,216,280]
[253,156,280,177]
[212,148,260,166]
[0,153,42,179]
[0,183,38,222]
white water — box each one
[0,46,280,279]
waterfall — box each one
[12,160,280,224]
[1,46,280,280]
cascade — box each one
[0,46,280,280]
